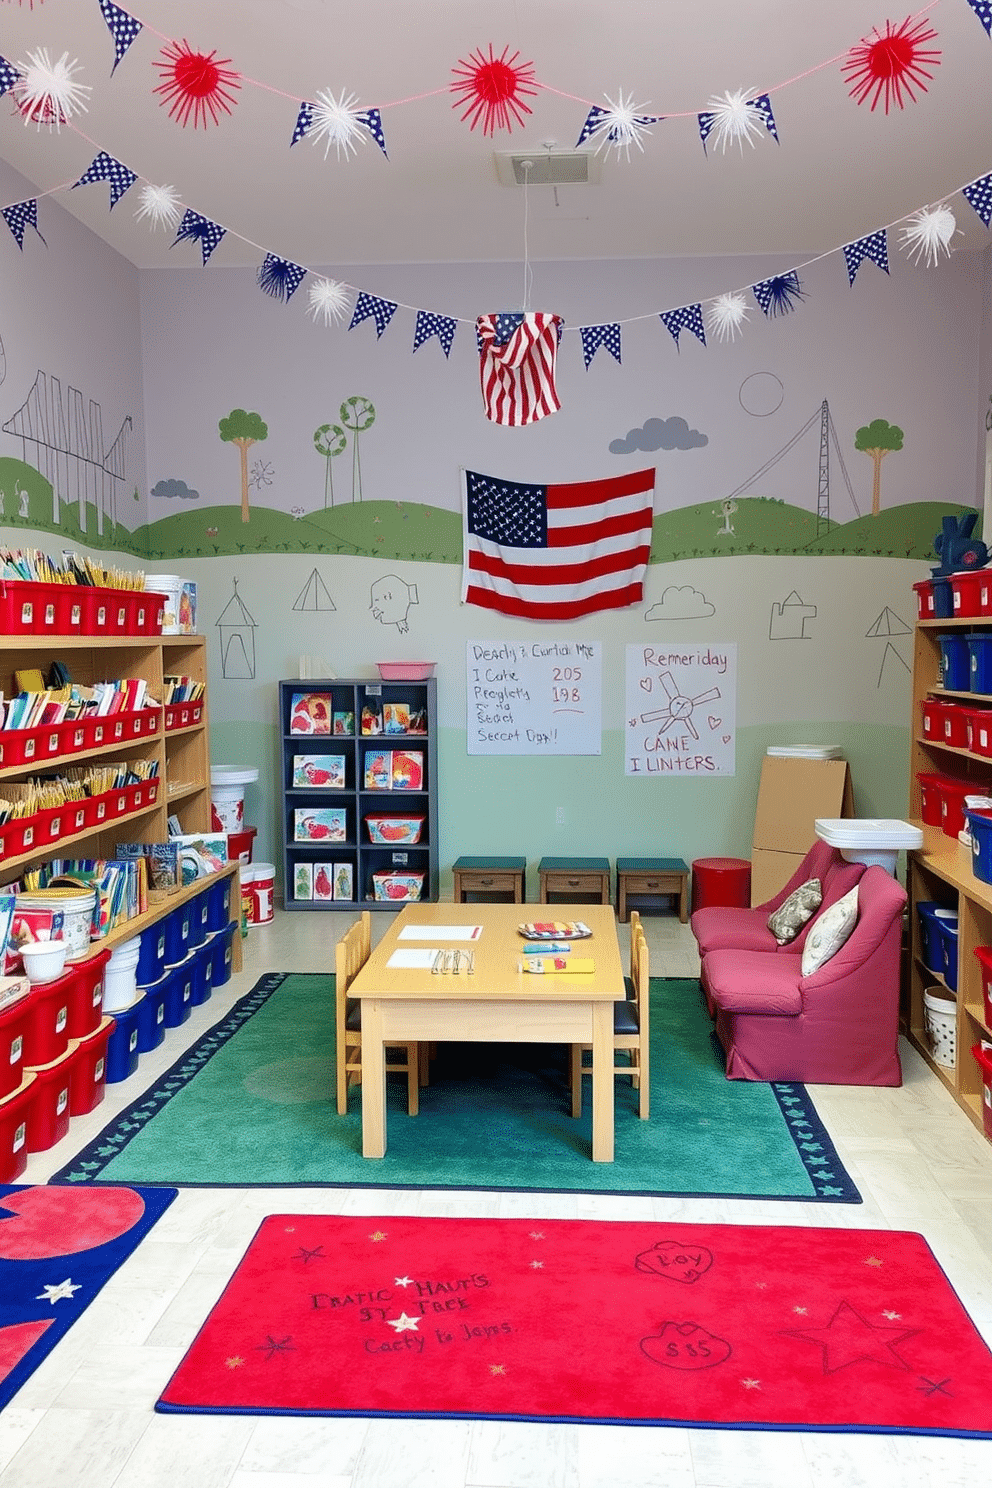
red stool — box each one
[691,856,752,913]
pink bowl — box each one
[376,662,436,681]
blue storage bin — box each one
[970,810,992,886]
[932,576,954,619]
[105,996,143,1083]
[917,902,957,975]
[939,634,971,693]
[937,917,959,992]
[206,876,232,932]
[164,905,193,967]
[206,922,237,988]
[966,632,992,696]
[136,922,167,987]
[190,942,213,1006]
[188,890,210,949]
[137,976,168,1053]
[163,959,195,1028]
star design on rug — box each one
[36,1279,81,1305]
[257,1335,296,1359]
[394,1277,415,1288]
[284,1226,296,1233]
[792,1306,808,1315]
[529,1260,544,1269]
[864,1256,884,1268]
[783,1300,920,1374]
[882,1310,901,1320]
[291,1246,326,1265]
[224,1356,245,1369]
[918,1376,953,1397]
[528,1231,544,1240]
[386,1312,420,1333]
[489,1364,506,1376]
[369,1231,388,1243]
[740,1378,761,1390]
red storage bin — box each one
[913,579,935,620]
[0,581,70,635]
[939,702,970,749]
[950,569,989,619]
[25,1045,75,1152]
[0,985,31,1100]
[975,946,992,1029]
[939,776,978,838]
[22,977,72,1066]
[691,856,752,913]
[921,698,946,741]
[0,1073,35,1182]
[971,1042,992,1141]
[64,949,110,1038]
[68,1016,115,1116]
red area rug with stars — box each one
[157,1216,992,1437]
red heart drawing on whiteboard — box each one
[722,734,731,744]
[707,716,720,730]
[639,677,652,693]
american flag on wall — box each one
[461,467,656,621]
[475,312,563,426]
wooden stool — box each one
[538,856,610,905]
[616,857,689,923]
[453,855,526,903]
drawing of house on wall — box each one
[2,370,132,535]
[217,578,258,679]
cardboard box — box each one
[750,756,853,905]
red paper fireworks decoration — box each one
[152,39,241,129]
[450,44,538,135]
[841,15,940,114]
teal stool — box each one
[453,855,526,903]
[616,857,689,923]
[538,856,610,905]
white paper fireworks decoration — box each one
[704,291,750,343]
[704,87,766,153]
[15,46,91,129]
[899,203,957,267]
[308,87,367,161]
[133,182,183,232]
[307,276,351,327]
[592,90,655,160]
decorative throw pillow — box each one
[801,886,860,977]
[766,877,823,945]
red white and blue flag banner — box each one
[461,466,655,621]
[475,312,563,426]
[72,151,137,210]
[842,229,889,285]
[99,1,143,73]
[964,173,992,227]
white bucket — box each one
[210,765,259,832]
[252,863,275,924]
[240,865,257,925]
[145,574,183,635]
[924,987,957,1068]
[103,937,141,1013]
[15,888,95,962]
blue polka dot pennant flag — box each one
[72,152,137,210]
[257,254,308,302]
[413,311,457,358]
[290,100,314,146]
[579,323,622,367]
[963,174,992,228]
[0,56,21,100]
[751,271,805,317]
[171,210,226,265]
[842,229,889,285]
[98,1,143,73]
[965,1,992,39]
[574,105,661,149]
[349,292,398,339]
[355,108,388,159]
[2,199,45,251]
[698,92,778,154]
[659,304,706,350]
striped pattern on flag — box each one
[476,312,563,426]
[461,467,655,621]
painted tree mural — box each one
[340,396,376,502]
[855,418,903,516]
[219,408,268,522]
[313,422,347,507]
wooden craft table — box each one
[349,901,625,1163]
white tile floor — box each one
[5,908,992,1487]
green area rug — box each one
[53,974,859,1201]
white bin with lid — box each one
[814,818,923,876]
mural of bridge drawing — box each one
[723,399,861,532]
[1,370,133,535]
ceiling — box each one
[0,0,990,275]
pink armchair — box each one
[702,865,906,1086]
[691,839,858,958]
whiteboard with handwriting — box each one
[624,642,737,777]
[466,640,602,755]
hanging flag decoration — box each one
[698,89,776,153]
[704,291,749,344]
[413,311,457,358]
[134,182,182,231]
[357,107,388,158]
[98,1,142,73]
[461,466,656,621]
[2,199,45,250]
[307,276,351,326]
[841,16,940,113]
[966,2,992,39]
[0,58,21,99]
[476,312,563,426]
[842,229,889,284]
[751,271,805,317]
[71,151,137,210]
[659,304,706,349]
[290,100,313,146]
[257,254,307,302]
[450,44,538,135]
[899,203,956,266]
[152,40,241,128]
[963,174,992,228]
[14,46,91,128]
[580,324,622,367]
[349,292,398,339]
[574,92,659,159]
[171,209,226,264]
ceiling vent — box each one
[493,151,602,187]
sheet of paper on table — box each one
[397,924,483,941]
[386,948,446,969]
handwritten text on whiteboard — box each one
[466,640,602,755]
